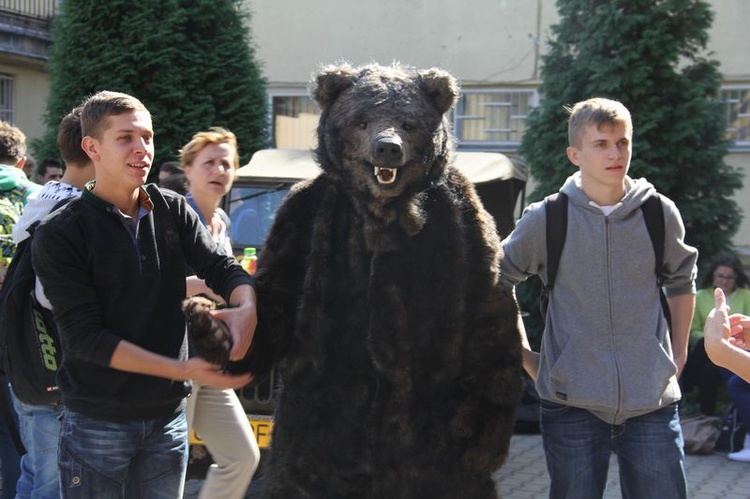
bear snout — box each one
[372,135,403,165]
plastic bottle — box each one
[242,247,257,275]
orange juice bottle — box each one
[242,247,257,275]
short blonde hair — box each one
[566,97,632,148]
[180,127,239,170]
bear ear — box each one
[418,68,459,115]
[312,64,360,110]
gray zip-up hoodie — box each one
[500,172,697,424]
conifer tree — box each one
[33,0,267,171]
[516,0,741,341]
[520,0,740,261]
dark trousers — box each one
[680,337,724,415]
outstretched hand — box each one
[705,288,750,349]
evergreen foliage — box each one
[520,0,741,262]
[33,0,268,174]
[517,0,741,337]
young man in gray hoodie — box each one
[500,97,697,498]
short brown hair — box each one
[0,121,26,164]
[180,127,239,170]
[57,105,90,167]
[81,91,150,140]
[566,97,632,148]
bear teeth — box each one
[374,166,398,185]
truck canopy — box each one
[225,149,528,251]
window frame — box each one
[452,88,539,151]
[720,85,750,151]
[0,74,15,124]
[267,90,318,149]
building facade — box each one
[1,0,748,249]
[247,0,750,251]
[0,0,55,141]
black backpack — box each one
[715,403,747,454]
[540,192,672,332]
[0,199,71,406]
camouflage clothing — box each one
[0,165,40,260]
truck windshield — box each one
[226,185,290,248]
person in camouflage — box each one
[0,120,38,499]
[0,121,39,262]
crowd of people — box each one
[0,91,749,499]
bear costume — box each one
[241,63,523,498]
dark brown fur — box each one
[182,296,232,368]
[237,63,523,498]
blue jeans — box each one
[11,387,63,499]
[721,368,750,436]
[58,409,188,499]
[0,381,20,499]
[540,401,687,499]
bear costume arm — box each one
[447,171,524,473]
[230,178,323,377]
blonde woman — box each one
[181,128,259,498]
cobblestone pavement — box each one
[184,433,750,498]
[494,433,750,499]
[6,432,746,497]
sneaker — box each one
[728,448,750,462]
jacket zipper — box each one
[605,216,623,421]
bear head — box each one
[312,63,459,213]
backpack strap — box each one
[540,192,568,317]
[25,197,74,239]
[640,194,673,333]
[545,192,568,290]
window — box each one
[0,75,14,123]
[270,93,319,149]
[226,185,290,249]
[268,88,540,151]
[720,86,750,149]
[454,89,538,148]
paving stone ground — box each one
[5,431,747,497]
[493,433,750,499]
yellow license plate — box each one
[189,415,273,448]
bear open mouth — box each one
[374,166,398,185]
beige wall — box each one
[249,0,558,86]
[710,0,750,81]
[726,152,750,252]
[0,60,50,143]
[249,0,743,85]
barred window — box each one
[269,88,540,150]
[270,94,318,149]
[0,75,14,123]
[721,86,750,149]
[454,89,539,148]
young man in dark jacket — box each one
[32,91,256,498]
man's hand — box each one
[183,358,253,389]
[706,288,750,349]
[704,288,731,348]
[704,288,750,383]
[212,284,257,361]
[728,313,750,349]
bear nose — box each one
[372,136,403,164]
